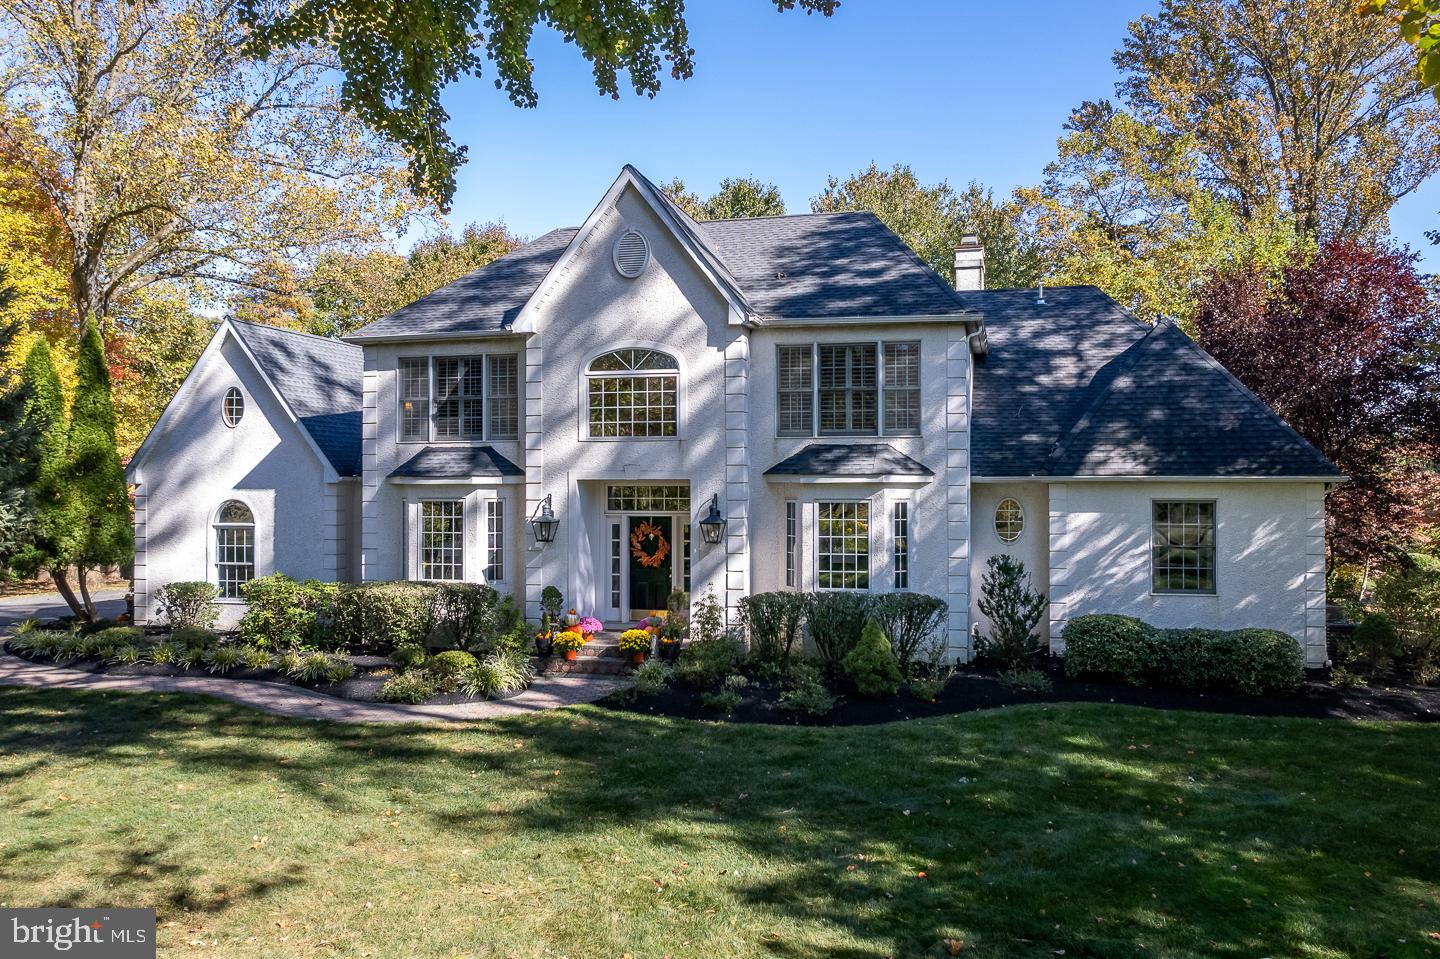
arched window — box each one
[223,387,244,427]
[994,498,1024,544]
[586,348,679,438]
[214,501,255,598]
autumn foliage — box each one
[1195,240,1440,561]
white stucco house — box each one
[125,166,1343,665]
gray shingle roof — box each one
[963,286,1341,478]
[390,445,524,480]
[764,443,934,478]
[230,320,362,476]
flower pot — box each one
[534,637,554,658]
[563,649,578,661]
[630,651,647,664]
[658,642,681,662]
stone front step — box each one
[544,656,632,676]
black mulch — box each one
[596,658,1440,726]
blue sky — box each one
[435,0,1439,274]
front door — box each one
[627,515,673,614]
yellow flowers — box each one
[617,629,652,653]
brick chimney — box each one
[954,234,985,291]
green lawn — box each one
[0,689,1437,958]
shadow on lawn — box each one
[1,688,1437,957]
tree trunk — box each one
[76,567,98,622]
[49,567,87,621]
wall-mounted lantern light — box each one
[529,494,559,544]
[698,494,726,545]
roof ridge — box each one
[696,209,873,224]
[229,317,360,350]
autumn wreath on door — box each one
[629,520,671,569]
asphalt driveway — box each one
[0,589,128,632]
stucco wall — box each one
[970,481,1050,646]
[132,332,342,626]
[1049,479,1328,665]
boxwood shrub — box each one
[239,574,339,650]
[1063,614,1303,694]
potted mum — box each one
[553,628,587,661]
[618,628,653,663]
[578,617,603,638]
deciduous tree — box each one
[661,177,786,221]
[1194,240,1440,562]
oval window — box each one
[613,230,650,278]
[223,387,244,427]
[995,498,1024,544]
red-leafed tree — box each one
[1195,240,1440,564]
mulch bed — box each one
[597,658,1440,726]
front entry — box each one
[627,515,673,614]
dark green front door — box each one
[628,515,673,613]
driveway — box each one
[0,589,128,632]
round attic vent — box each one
[613,230,650,278]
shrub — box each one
[493,620,534,655]
[907,667,952,702]
[976,554,1049,669]
[170,627,220,651]
[842,620,902,698]
[1330,665,1366,689]
[104,644,141,666]
[677,635,743,688]
[239,575,338,650]
[870,592,948,671]
[91,626,143,648]
[429,650,479,680]
[1180,628,1303,695]
[54,633,100,662]
[630,659,672,696]
[9,628,65,657]
[722,673,750,692]
[154,582,220,629]
[428,583,500,651]
[701,689,741,712]
[289,652,335,683]
[1346,612,1402,669]
[460,650,534,698]
[539,585,564,626]
[805,591,870,667]
[78,617,124,636]
[331,581,434,651]
[325,659,356,683]
[999,668,1053,693]
[740,591,809,667]
[1062,615,1160,685]
[204,646,243,673]
[392,645,429,671]
[378,670,439,704]
[778,673,837,715]
[689,590,728,645]
[175,644,206,669]
[272,651,306,676]
[241,646,273,670]
[618,629,652,654]
[493,592,523,637]
[148,641,180,665]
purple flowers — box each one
[578,617,604,635]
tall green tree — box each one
[0,268,38,574]
[1364,0,1440,102]
[67,317,132,618]
[660,177,787,221]
[241,0,840,207]
[812,164,1042,289]
[11,337,84,612]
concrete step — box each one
[545,656,633,676]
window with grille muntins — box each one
[399,358,430,441]
[609,522,622,609]
[486,355,519,439]
[893,501,910,589]
[883,342,921,434]
[435,357,484,439]
[420,500,464,582]
[785,500,798,588]
[214,501,254,599]
[1152,501,1216,593]
[777,345,814,436]
[817,501,870,590]
[819,344,877,434]
[222,387,244,427]
[484,499,504,583]
[995,498,1024,544]
[606,485,690,512]
[587,349,679,438]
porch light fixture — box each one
[529,494,559,544]
[698,494,726,546]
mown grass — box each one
[0,687,1437,958]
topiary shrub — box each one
[739,591,809,667]
[1200,628,1305,694]
[1062,615,1160,685]
[842,620,902,698]
[869,592,947,670]
[154,581,219,630]
[239,574,338,650]
[976,554,1049,669]
[331,581,435,652]
[429,649,479,681]
[539,585,564,626]
[805,590,870,668]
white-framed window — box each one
[420,500,465,582]
[399,354,520,442]
[606,485,690,512]
[817,501,870,590]
[785,500,798,588]
[214,501,255,599]
[995,498,1024,544]
[222,387,244,428]
[776,341,921,437]
[609,521,622,609]
[1152,501,1217,594]
[893,500,910,589]
[586,348,679,438]
[484,498,504,583]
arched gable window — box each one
[214,501,255,599]
[586,348,679,438]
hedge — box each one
[1063,614,1304,695]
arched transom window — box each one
[214,501,255,598]
[586,348,679,438]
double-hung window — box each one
[214,501,255,599]
[420,500,465,582]
[399,355,520,442]
[777,342,920,437]
[484,499,504,583]
[1151,501,1216,594]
